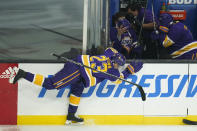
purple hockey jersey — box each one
[77,55,130,87]
[110,27,137,52]
[160,22,197,59]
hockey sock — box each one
[68,94,80,113]
[25,72,45,87]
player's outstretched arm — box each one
[122,61,143,79]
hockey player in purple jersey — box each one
[110,18,142,59]
[9,47,143,124]
[127,2,159,59]
[154,13,197,59]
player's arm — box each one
[107,61,143,84]
[122,61,143,79]
[107,68,124,84]
[158,24,183,48]
[109,61,143,84]
[94,68,121,82]
[159,26,177,48]
[161,34,175,48]
[143,22,155,30]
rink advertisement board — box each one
[14,63,197,125]
[1,63,197,125]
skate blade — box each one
[9,68,19,84]
[65,120,84,125]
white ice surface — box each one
[0,125,197,131]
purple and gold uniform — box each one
[158,13,197,59]
[9,47,143,124]
[110,19,138,58]
[22,48,132,113]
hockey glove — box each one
[127,61,143,74]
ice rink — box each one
[0,125,197,131]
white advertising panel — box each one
[18,63,197,116]
[18,63,144,115]
[141,64,189,116]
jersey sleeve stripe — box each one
[128,65,135,74]
[159,26,169,33]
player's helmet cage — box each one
[104,47,126,66]
[159,13,173,28]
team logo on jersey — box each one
[0,66,18,79]
[121,36,133,46]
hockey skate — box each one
[9,68,26,84]
[65,113,84,125]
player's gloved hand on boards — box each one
[127,61,143,74]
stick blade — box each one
[183,119,197,125]
[137,85,146,101]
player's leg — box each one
[174,49,197,60]
[66,79,85,125]
[9,68,55,89]
[9,62,81,90]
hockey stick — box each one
[52,53,146,101]
[136,1,148,47]
[151,0,160,59]
[183,119,197,125]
